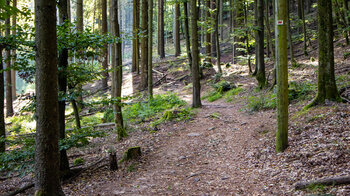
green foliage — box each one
[210,112,221,119]
[224,87,244,102]
[246,93,277,112]
[203,81,237,102]
[73,158,85,166]
[60,127,107,151]
[123,93,186,123]
[151,107,194,127]
[288,81,315,101]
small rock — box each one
[193,177,200,182]
[178,156,186,160]
[208,127,215,131]
[187,133,201,137]
[189,172,198,177]
[221,177,229,180]
[240,122,247,126]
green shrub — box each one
[246,93,277,112]
[123,93,187,123]
[288,81,315,101]
[224,87,244,102]
[73,158,85,166]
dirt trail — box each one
[96,99,275,195]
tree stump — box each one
[122,146,142,162]
[109,151,118,171]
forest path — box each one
[98,98,275,195]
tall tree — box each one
[101,0,109,89]
[57,0,71,178]
[76,0,84,109]
[5,0,13,117]
[34,0,63,194]
[140,0,148,89]
[11,0,17,100]
[287,0,296,65]
[254,0,265,88]
[112,0,126,140]
[215,0,222,73]
[158,0,165,58]
[205,0,211,63]
[219,0,223,41]
[183,1,192,68]
[190,0,202,108]
[211,0,217,57]
[148,0,153,98]
[275,0,289,152]
[306,0,341,108]
[132,0,140,72]
[0,45,5,153]
[175,2,181,57]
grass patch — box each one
[224,87,244,102]
[246,93,277,112]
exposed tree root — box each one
[295,176,350,190]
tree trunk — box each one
[275,0,289,152]
[5,0,13,117]
[205,0,212,63]
[112,0,126,140]
[184,1,192,68]
[11,0,17,100]
[244,2,252,73]
[101,0,109,89]
[190,0,202,108]
[140,0,148,89]
[211,0,217,57]
[132,0,140,72]
[287,0,296,65]
[175,3,181,57]
[299,0,308,56]
[158,0,165,58]
[34,0,63,194]
[215,0,222,73]
[0,47,5,153]
[219,0,223,41]
[148,0,153,98]
[58,0,71,178]
[306,0,341,108]
[76,0,84,109]
[255,0,266,89]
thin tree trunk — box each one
[219,0,223,41]
[158,0,165,58]
[287,0,296,65]
[244,2,252,73]
[71,99,81,129]
[5,0,13,117]
[11,0,17,100]
[140,0,148,89]
[190,0,202,108]
[76,0,84,109]
[211,0,217,57]
[132,0,140,72]
[0,47,5,153]
[101,0,109,89]
[148,0,153,98]
[175,3,181,57]
[34,0,63,194]
[275,0,289,152]
[255,0,266,89]
[299,0,308,56]
[112,0,126,140]
[58,0,71,178]
[184,1,193,68]
[215,0,222,73]
[205,0,211,63]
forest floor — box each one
[1,37,350,195]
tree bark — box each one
[190,0,202,108]
[5,0,13,117]
[148,0,153,98]
[215,0,222,73]
[306,0,341,108]
[140,0,148,89]
[101,0,109,89]
[58,0,71,178]
[255,0,266,89]
[132,0,140,72]
[244,2,252,73]
[112,0,126,140]
[275,0,289,152]
[287,0,296,65]
[205,0,211,63]
[11,0,17,100]
[34,0,64,194]
[183,1,192,68]
[0,47,5,153]
[158,0,165,58]
[211,0,217,57]
[175,3,181,57]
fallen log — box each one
[295,176,350,190]
[3,183,34,196]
